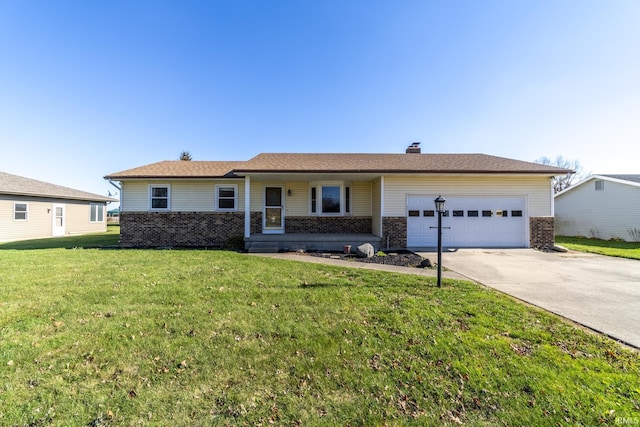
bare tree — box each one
[535,155,586,193]
[179,151,193,161]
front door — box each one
[263,186,284,234]
[52,204,65,236]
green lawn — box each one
[1,232,639,426]
[556,236,640,260]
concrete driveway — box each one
[426,249,640,348]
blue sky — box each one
[1,0,639,200]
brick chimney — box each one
[406,142,421,154]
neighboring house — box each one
[104,143,571,251]
[0,172,116,242]
[555,174,640,242]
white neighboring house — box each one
[554,174,640,242]
[0,171,117,242]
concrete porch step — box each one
[247,242,281,253]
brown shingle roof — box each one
[104,161,245,179]
[0,172,116,202]
[237,153,572,174]
[105,153,572,179]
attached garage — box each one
[407,195,527,248]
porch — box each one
[245,233,383,253]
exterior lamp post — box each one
[434,195,446,288]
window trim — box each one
[309,182,349,216]
[215,184,238,212]
[149,184,171,211]
[14,202,28,221]
[90,203,105,223]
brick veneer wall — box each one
[284,216,372,234]
[382,217,407,249]
[530,216,555,251]
[120,212,244,248]
[250,212,262,235]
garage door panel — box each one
[407,195,526,248]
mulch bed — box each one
[306,250,431,268]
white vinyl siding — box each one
[121,180,244,212]
[383,175,552,217]
[372,178,382,236]
[351,181,372,216]
[555,178,640,241]
[284,182,309,216]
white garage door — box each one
[407,196,527,248]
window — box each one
[90,203,104,222]
[14,203,28,221]
[408,210,420,217]
[322,186,341,213]
[482,210,492,217]
[496,210,508,217]
[345,186,351,214]
[595,180,604,191]
[310,184,350,215]
[216,185,237,211]
[149,185,170,210]
[442,210,450,217]
[467,210,479,217]
[311,187,317,213]
[511,210,523,217]
[423,210,435,217]
[453,210,464,217]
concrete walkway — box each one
[250,252,467,280]
[432,249,640,349]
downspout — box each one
[550,177,555,216]
[108,179,122,207]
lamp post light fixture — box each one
[434,195,446,288]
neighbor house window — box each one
[149,185,170,210]
[595,180,604,191]
[216,185,237,211]
[14,203,28,221]
[90,203,104,222]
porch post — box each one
[244,176,251,238]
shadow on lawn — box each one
[0,228,120,250]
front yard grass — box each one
[1,234,639,425]
[556,236,640,260]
